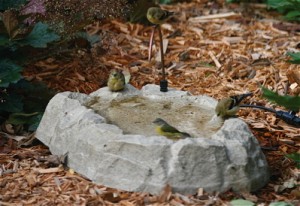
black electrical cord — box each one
[240,104,276,113]
[240,104,300,127]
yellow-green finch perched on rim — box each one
[215,93,253,119]
[107,69,126,92]
[147,7,174,25]
[153,118,191,140]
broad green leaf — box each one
[269,201,294,206]
[285,10,300,20]
[267,0,300,21]
[287,52,300,64]
[9,79,55,113]
[1,79,53,131]
[158,0,173,4]
[230,199,255,206]
[262,87,300,112]
[7,112,43,131]
[286,153,300,168]
[7,112,39,125]
[28,113,43,131]
[267,0,297,12]
[0,0,27,11]
[0,35,10,46]
[0,93,23,113]
[0,59,22,87]
[19,22,60,48]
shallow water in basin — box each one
[86,96,220,138]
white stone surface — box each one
[36,84,269,195]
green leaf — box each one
[284,10,300,22]
[0,59,22,87]
[7,112,43,131]
[28,113,43,131]
[0,35,10,46]
[0,93,23,113]
[262,87,300,112]
[0,0,27,11]
[286,153,300,168]
[287,52,300,64]
[1,79,54,131]
[267,0,289,8]
[19,22,60,48]
[267,0,295,12]
[267,0,300,21]
[285,10,300,20]
[8,80,55,113]
[7,112,39,125]
[230,199,255,206]
[157,0,173,4]
[269,201,294,206]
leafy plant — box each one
[158,0,177,4]
[0,60,22,87]
[267,0,300,21]
[287,52,300,64]
[285,153,300,168]
[269,201,295,206]
[262,81,300,167]
[0,0,27,11]
[0,1,58,131]
[230,199,255,206]
[230,199,293,206]
[226,0,267,3]
[1,0,140,132]
[261,87,300,112]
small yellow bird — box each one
[146,7,174,25]
[215,93,253,119]
[153,118,191,140]
[107,70,126,92]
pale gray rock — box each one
[36,84,269,195]
[90,84,141,100]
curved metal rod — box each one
[157,25,165,81]
[148,25,157,61]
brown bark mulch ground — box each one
[1,1,300,205]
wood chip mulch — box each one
[1,1,300,205]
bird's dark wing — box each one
[161,123,180,133]
[229,92,253,109]
[156,10,173,21]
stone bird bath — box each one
[36,84,269,195]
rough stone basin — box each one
[36,84,269,195]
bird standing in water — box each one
[153,118,191,140]
[107,70,126,92]
[215,93,253,119]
